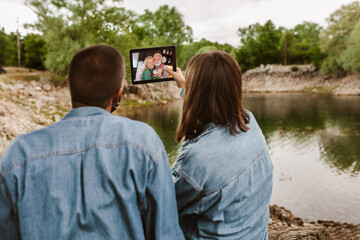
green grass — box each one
[304,86,338,94]
[24,75,41,81]
[121,99,156,107]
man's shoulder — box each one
[99,115,165,158]
[108,115,158,137]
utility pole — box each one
[17,17,21,67]
[284,30,287,65]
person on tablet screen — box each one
[153,53,169,79]
[142,56,162,80]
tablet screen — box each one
[130,46,176,84]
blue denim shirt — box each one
[0,107,184,240]
[172,111,273,240]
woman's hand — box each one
[164,67,185,89]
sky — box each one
[0,0,356,46]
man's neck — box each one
[72,101,111,113]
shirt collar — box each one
[192,122,225,143]
[62,106,110,121]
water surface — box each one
[122,93,360,223]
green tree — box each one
[283,22,325,68]
[137,5,192,47]
[26,0,136,75]
[0,27,8,66]
[4,32,24,67]
[178,38,235,69]
[320,1,360,76]
[197,45,218,54]
[235,20,283,71]
[136,5,193,70]
[340,20,360,73]
[292,22,322,46]
[24,34,46,70]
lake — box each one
[121,93,360,224]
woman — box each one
[166,51,273,240]
[141,56,162,80]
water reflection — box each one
[245,93,360,174]
[121,93,360,223]
[121,101,182,164]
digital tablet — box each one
[129,46,176,84]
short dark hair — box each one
[68,44,125,108]
[176,51,249,142]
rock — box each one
[0,66,6,74]
[40,76,52,83]
[0,105,6,116]
[42,83,52,91]
[269,226,331,240]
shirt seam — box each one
[178,146,267,197]
[1,141,160,177]
[0,174,18,217]
[204,147,267,196]
[177,125,231,193]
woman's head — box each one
[144,56,155,71]
[176,51,249,142]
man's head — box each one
[68,44,125,110]
[153,53,162,67]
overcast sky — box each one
[0,0,355,46]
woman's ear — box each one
[66,75,69,86]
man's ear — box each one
[112,88,122,104]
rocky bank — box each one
[243,64,360,95]
[1,67,360,239]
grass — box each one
[24,75,41,81]
[121,99,156,107]
[304,86,338,94]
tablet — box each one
[129,46,176,84]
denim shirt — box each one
[172,111,273,240]
[0,107,184,240]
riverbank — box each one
[269,205,360,239]
[1,67,360,239]
[243,64,360,95]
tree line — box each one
[0,0,359,79]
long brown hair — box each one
[176,51,249,142]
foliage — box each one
[24,34,46,70]
[3,32,25,67]
[235,20,283,71]
[290,66,299,72]
[320,1,360,76]
[178,38,235,69]
[25,1,192,79]
[137,5,192,47]
[340,21,360,73]
[0,27,7,66]
[25,0,136,75]
[0,1,358,78]
[285,22,325,68]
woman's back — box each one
[168,51,274,239]
[172,111,273,239]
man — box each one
[153,53,169,79]
[0,45,184,240]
